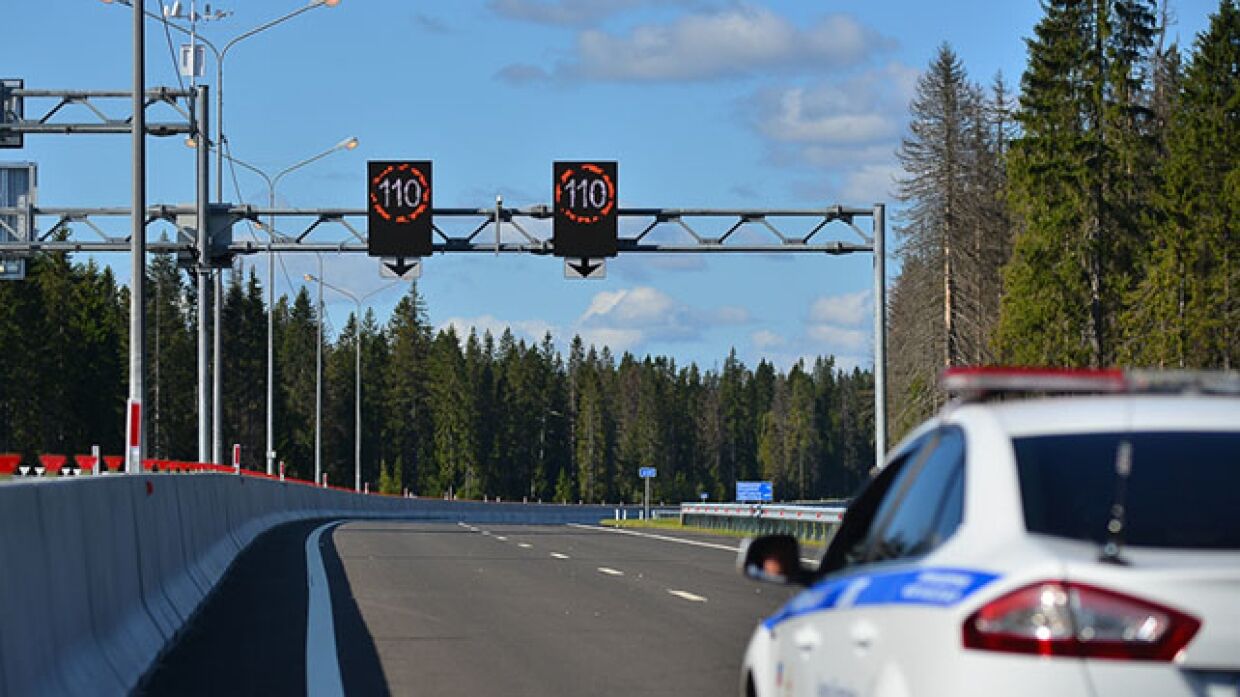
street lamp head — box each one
[335,136,359,151]
[317,0,342,6]
[304,274,316,282]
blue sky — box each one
[1,0,1220,372]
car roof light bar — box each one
[940,366,1240,401]
[941,367,1126,400]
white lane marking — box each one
[495,536,508,541]
[667,589,708,603]
[305,521,346,697]
[597,567,625,577]
[566,523,738,553]
[481,530,492,536]
[518,543,533,549]
[550,552,571,560]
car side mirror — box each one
[737,534,812,586]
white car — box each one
[738,368,1240,697]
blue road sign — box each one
[736,481,773,502]
[639,467,657,479]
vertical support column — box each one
[213,271,222,464]
[126,0,147,474]
[354,309,362,493]
[873,203,887,471]
[196,85,212,464]
[314,254,323,487]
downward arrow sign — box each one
[569,258,601,278]
[384,257,415,277]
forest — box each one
[889,0,1237,436]
[0,251,877,503]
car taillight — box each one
[962,581,1201,661]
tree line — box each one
[0,250,876,502]
[890,0,1237,437]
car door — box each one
[770,437,930,697]
[781,428,966,697]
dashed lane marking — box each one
[518,543,533,549]
[566,523,738,553]
[667,589,708,603]
[597,567,625,577]
[550,552,571,560]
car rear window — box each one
[1014,432,1240,550]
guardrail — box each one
[679,502,847,544]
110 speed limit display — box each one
[367,160,433,257]
[553,161,618,258]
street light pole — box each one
[314,253,323,486]
[220,138,358,476]
[106,0,339,470]
[305,274,396,492]
[126,0,147,474]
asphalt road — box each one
[140,519,798,696]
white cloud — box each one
[573,286,754,354]
[581,286,676,325]
[809,290,871,326]
[742,62,919,178]
[757,87,895,145]
[752,329,786,350]
[576,327,645,354]
[504,6,891,83]
[807,324,870,352]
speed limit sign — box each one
[367,160,433,257]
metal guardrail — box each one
[679,502,847,544]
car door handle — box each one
[850,620,877,650]
[794,627,821,653]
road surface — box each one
[140,518,798,696]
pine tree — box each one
[1126,0,1238,367]
[999,0,1159,366]
[383,284,432,492]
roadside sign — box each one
[368,160,433,257]
[379,257,422,280]
[736,480,773,502]
[553,161,617,258]
[639,467,657,479]
[563,257,606,280]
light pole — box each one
[304,274,395,492]
[104,0,341,465]
[216,138,358,475]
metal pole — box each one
[126,0,147,474]
[211,59,224,466]
[314,254,323,487]
[266,189,275,476]
[873,203,887,470]
[213,266,222,464]
[644,477,650,521]
[354,300,361,493]
[196,85,211,464]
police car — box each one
[738,367,1240,697]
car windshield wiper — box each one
[1099,439,1133,565]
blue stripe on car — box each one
[763,568,999,630]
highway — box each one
[140,519,798,696]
